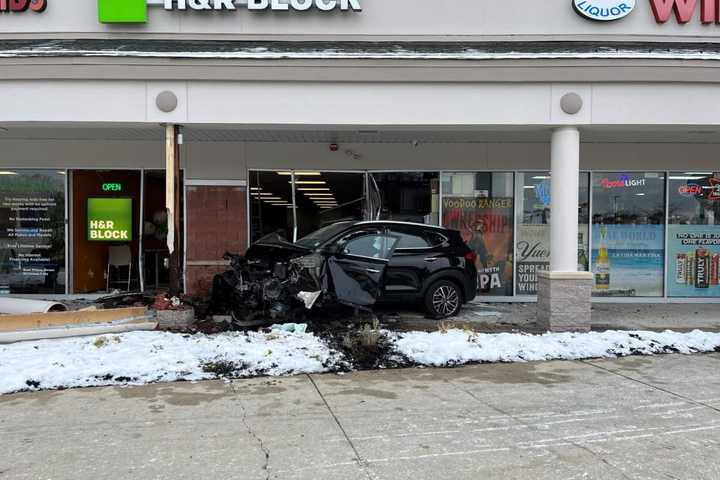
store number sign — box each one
[87,198,133,242]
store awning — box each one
[2,39,720,61]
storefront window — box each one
[515,172,590,295]
[249,170,295,242]
[295,171,365,238]
[441,172,514,296]
[0,170,66,294]
[667,172,720,297]
[591,172,666,297]
[371,172,440,225]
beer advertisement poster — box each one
[442,196,514,296]
[666,225,720,297]
[591,224,664,297]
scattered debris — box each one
[95,292,155,310]
[270,323,308,334]
[0,297,67,314]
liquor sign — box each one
[87,198,133,241]
[0,0,47,13]
[572,0,636,21]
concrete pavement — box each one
[384,302,720,333]
[1,354,720,479]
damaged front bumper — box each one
[210,234,381,327]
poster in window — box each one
[667,172,720,297]
[591,224,664,297]
[0,171,66,294]
[442,196,513,296]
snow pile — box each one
[2,329,720,395]
[0,330,346,395]
[393,329,720,367]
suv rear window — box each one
[390,228,447,249]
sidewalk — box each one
[382,302,720,333]
[1,353,719,479]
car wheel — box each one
[424,280,462,319]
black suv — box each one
[294,221,478,318]
[214,220,478,325]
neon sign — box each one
[600,174,647,189]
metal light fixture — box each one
[277,171,317,176]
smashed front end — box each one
[210,234,327,327]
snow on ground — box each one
[0,330,346,395]
[393,329,720,367]
[1,329,719,395]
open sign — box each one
[678,184,703,197]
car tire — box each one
[424,280,463,319]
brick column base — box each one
[537,271,594,332]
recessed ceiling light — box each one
[0,171,18,175]
[297,188,330,191]
[278,172,322,176]
[291,181,326,185]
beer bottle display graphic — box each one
[577,232,589,272]
[595,225,610,290]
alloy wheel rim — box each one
[432,285,459,316]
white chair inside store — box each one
[106,245,132,293]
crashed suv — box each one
[211,221,478,326]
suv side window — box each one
[390,228,447,249]
[424,232,449,247]
[338,230,398,260]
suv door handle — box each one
[366,268,381,274]
[424,257,439,262]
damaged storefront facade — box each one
[2,0,720,323]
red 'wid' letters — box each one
[650,0,720,24]
[0,0,47,13]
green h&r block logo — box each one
[98,0,147,24]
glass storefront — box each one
[591,172,666,297]
[371,172,440,225]
[667,172,720,297]
[0,170,66,294]
[515,172,590,295]
[3,166,718,300]
[441,172,514,296]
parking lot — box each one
[2,352,719,479]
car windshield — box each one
[295,222,354,249]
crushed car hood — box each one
[245,233,313,260]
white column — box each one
[550,127,580,273]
